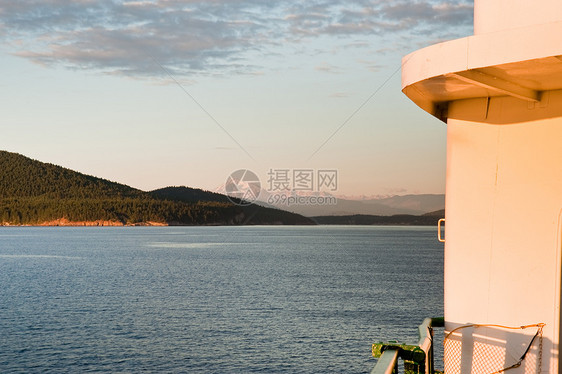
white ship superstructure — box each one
[373,1,562,373]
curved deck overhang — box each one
[402,21,562,122]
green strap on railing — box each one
[372,342,426,363]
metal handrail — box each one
[370,349,399,374]
[372,317,444,374]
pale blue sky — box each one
[0,0,473,196]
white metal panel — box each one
[474,0,562,35]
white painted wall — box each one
[443,93,562,374]
[474,0,562,35]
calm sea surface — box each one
[0,226,443,373]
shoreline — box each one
[1,218,168,227]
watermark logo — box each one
[225,169,261,206]
[225,168,338,207]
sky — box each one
[0,0,473,198]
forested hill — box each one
[0,151,314,226]
[150,186,233,204]
[311,210,444,226]
[0,150,141,199]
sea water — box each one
[0,226,443,373]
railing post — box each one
[427,324,434,374]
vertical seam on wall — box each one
[485,126,502,322]
[555,208,562,374]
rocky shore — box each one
[1,218,168,227]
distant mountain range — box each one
[259,192,445,217]
[0,151,313,226]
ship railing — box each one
[371,317,445,374]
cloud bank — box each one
[0,0,473,77]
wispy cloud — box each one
[315,62,342,74]
[357,59,384,72]
[285,0,472,36]
[0,0,473,78]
